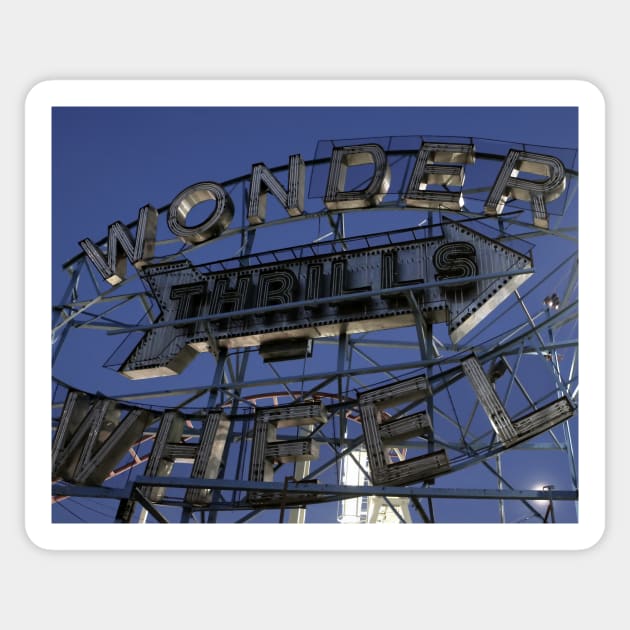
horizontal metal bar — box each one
[144,478,579,502]
[91,338,577,408]
[53,483,130,500]
[53,478,578,502]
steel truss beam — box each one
[52,477,578,505]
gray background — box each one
[5,2,622,628]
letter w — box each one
[79,204,158,285]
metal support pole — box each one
[410,496,433,523]
[426,321,436,521]
[337,333,348,452]
[114,498,136,523]
[546,300,579,520]
[278,476,295,523]
[496,454,506,523]
[543,484,556,523]
[52,266,81,365]
[181,348,228,524]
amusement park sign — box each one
[78,141,567,379]
[118,221,533,379]
[49,120,579,519]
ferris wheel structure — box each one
[51,134,579,526]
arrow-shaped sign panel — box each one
[119,221,533,379]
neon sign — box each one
[54,137,575,501]
[119,220,532,379]
[79,141,566,286]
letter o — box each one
[168,182,234,245]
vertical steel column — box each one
[179,348,228,524]
[203,189,259,522]
[495,454,506,523]
[543,484,556,523]
[425,322,436,522]
[225,351,252,496]
[405,283,436,521]
[425,205,435,524]
[337,333,349,453]
[546,301,579,521]
[204,349,252,523]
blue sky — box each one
[50,104,579,526]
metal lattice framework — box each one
[51,136,579,525]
